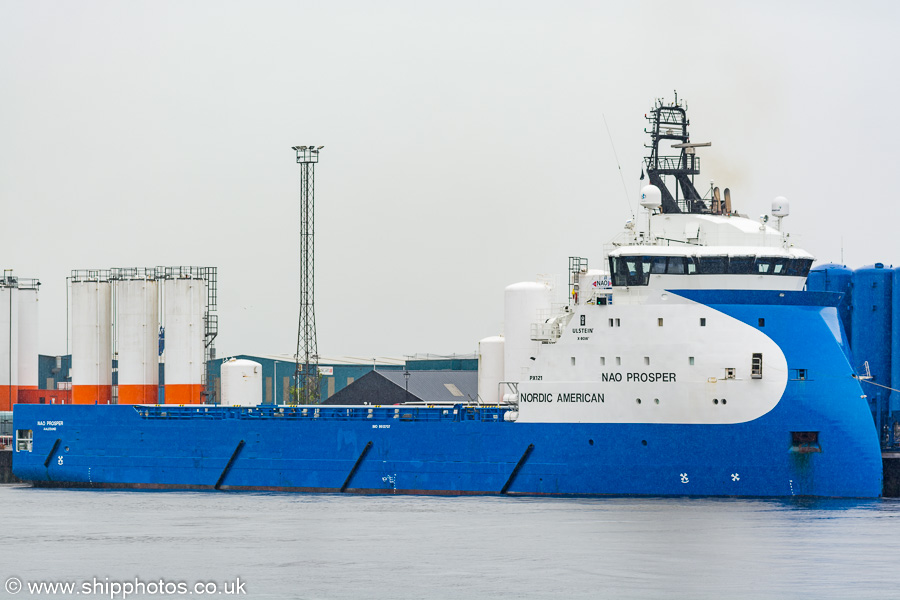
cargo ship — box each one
[11,99,883,497]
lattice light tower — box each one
[292,145,323,404]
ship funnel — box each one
[713,187,721,214]
[724,188,732,214]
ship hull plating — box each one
[11,291,883,497]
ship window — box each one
[600,357,606,366]
[771,258,788,274]
[725,368,735,379]
[728,256,755,274]
[786,258,813,277]
[756,257,772,275]
[666,256,686,274]
[609,318,614,327]
[758,318,765,327]
[571,357,576,366]
[15,429,33,452]
[616,357,621,366]
[751,353,763,379]
[698,256,728,274]
[686,257,697,274]
[658,318,663,326]
[641,258,653,284]
[616,318,621,327]
[689,356,695,365]
[791,369,808,381]
[650,257,667,274]
[700,318,706,326]
[644,356,650,365]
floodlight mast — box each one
[292,145,322,404]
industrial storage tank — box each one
[807,263,853,342]
[221,358,262,407]
[851,264,892,438]
[116,277,159,405]
[0,281,18,411]
[72,279,113,404]
[503,281,552,383]
[892,267,900,423]
[16,283,39,393]
[477,335,505,404]
[163,276,206,404]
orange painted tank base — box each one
[118,385,160,405]
[164,384,203,405]
[73,385,113,405]
[0,386,19,411]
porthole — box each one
[589,439,594,446]
[636,398,642,404]
[641,440,648,446]
[721,399,727,405]
[713,398,719,405]
[654,398,659,404]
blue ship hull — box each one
[11,291,884,497]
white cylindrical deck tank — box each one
[72,280,112,404]
[0,284,19,411]
[503,281,552,383]
[477,335,505,404]
[163,277,206,404]
[17,287,38,391]
[221,358,262,407]
[117,279,160,405]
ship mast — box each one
[644,94,711,214]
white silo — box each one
[0,281,19,411]
[163,276,206,404]
[503,281,552,383]
[72,279,113,404]
[17,283,39,392]
[221,358,263,407]
[477,335,505,404]
[116,277,159,405]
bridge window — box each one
[728,256,755,274]
[609,255,813,285]
[697,256,728,274]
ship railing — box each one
[134,404,511,423]
[0,435,11,451]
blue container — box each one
[808,263,853,342]
[852,264,893,442]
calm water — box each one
[2,484,900,599]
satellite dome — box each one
[640,185,662,210]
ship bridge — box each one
[608,245,813,292]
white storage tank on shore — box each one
[116,278,159,405]
[72,279,112,405]
[221,358,263,407]
[477,335,505,404]
[17,284,39,392]
[163,277,206,405]
[0,281,19,411]
[503,281,552,383]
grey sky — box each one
[2,1,898,360]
